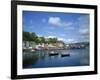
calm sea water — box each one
[23,47,89,69]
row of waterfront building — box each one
[23,41,89,51]
[23,41,65,51]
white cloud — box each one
[78,15,90,42]
[78,15,89,26]
[45,36,66,42]
[48,17,72,27]
[58,37,66,41]
[60,34,66,37]
[47,31,55,35]
[37,34,42,37]
[45,35,77,43]
[79,28,89,35]
[58,38,76,43]
[78,15,90,37]
[42,18,46,23]
[45,36,56,38]
[48,17,61,26]
[66,39,74,42]
[65,39,76,43]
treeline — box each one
[23,32,58,44]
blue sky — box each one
[23,11,90,43]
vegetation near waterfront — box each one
[23,31,59,44]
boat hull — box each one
[49,53,58,56]
[61,54,70,57]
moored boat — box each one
[61,53,70,57]
[30,49,35,52]
[61,54,70,57]
[49,51,59,56]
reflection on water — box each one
[23,47,89,68]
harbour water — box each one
[23,46,89,68]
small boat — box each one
[49,51,58,56]
[61,53,70,57]
[30,49,35,52]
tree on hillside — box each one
[23,31,59,44]
[23,32,38,41]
